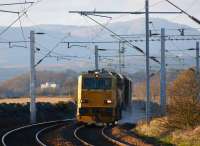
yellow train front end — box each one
[77,71,119,124]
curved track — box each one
[1,119,74,146]
[74,125,128,146]
[2,119,129,146]
[102,126,128,146]
[36,122,68,146]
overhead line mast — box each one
[145,0,150,125]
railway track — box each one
[74,124,128,146]
[36,122,70,146]
[1,119,75,146]
[2,119,129,146]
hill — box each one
[0,68,180,98]
[0,18,199,81]
[0,70,78,98]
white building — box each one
[40,82,57,89]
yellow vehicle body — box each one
[77,70,132,124]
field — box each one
[0,96,74,104]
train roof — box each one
[81,69,112,77]
[80,69,132,82]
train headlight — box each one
[104,99,112,104]
[81,98,89,103]
[95,72,100,78]
[95,74,99,78]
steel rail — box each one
[74,125,94,146]
[102,126,129,146]
[74,124,129,146]
[35,122,68,146]
[1,118,75,146]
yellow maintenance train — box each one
[77,70,132,124]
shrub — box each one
[167,69,200,129]
[135,117,170,137]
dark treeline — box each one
[133,69,180,102]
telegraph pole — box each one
[196,42,199,77]
[94,45,107,70]
[145,0,150,125]
[118,42,122,74]
[196,42,200,101]
[30,30,36,124]
[160,28,166,116]
[122,42,125,73]
[95,45,99,70]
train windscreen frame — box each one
[83,78,112,90]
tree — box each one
[133,75,160,102]
[167,68,200,129]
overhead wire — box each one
[165,0,200,24]
[35,35,71,66]
[85,15,145,53]
[1,0,197,70]
[69,0,168,68]
[148,21,194,70]
[0,2,34,6]
[35,42,91,64]
[18,13,27,48]
[163,0,198,26]
[0,0,42,37]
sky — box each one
[0,0,199,75]
[0,0,200,28]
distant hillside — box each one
[0,68,27,83]
[0,17,199,82]
[0,70,78,98]
[0,69,180,98]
